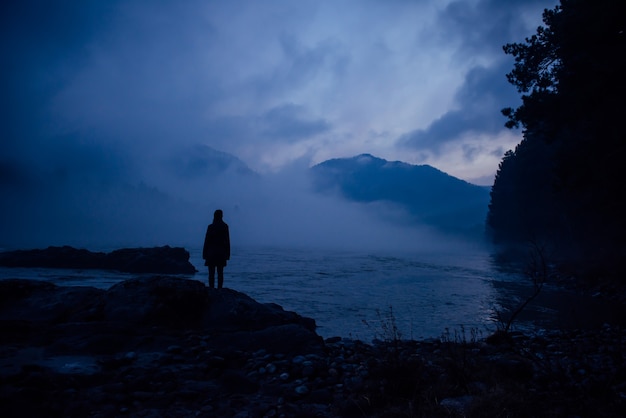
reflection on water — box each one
[1,245,624,341]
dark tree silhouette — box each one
[488,0,626,281]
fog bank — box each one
[1,146,483,255]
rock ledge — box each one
[0,245,197,274]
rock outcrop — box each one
[0,245,197,274]
[0,277,332,416]
[0,277,321,354]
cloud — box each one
[0,1,118,159]
[439,0,554,55]
[1,0,559,248]
[394,0,556,176]
[268,33,350,97]
[2,0,553,171]
[399,63,520,151]
[260,104,331,142]
[408,129,522,186]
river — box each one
[2,245,624,342]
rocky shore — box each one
[1,277,625,417]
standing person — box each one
[202,209,230,289]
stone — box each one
[292,355,306,364]
[105,246,197,274]
[440,395,474,415]
[294,385,309,395]
[103,277,209,328]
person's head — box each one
[213,209,223,222]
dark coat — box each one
[202,220,230,267]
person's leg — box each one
[208,265,216,288]
[217,265,224,289]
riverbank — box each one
[1,277,625,417]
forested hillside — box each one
[312,154,490,236]
[487,0,626,280]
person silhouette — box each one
[202,209,230,289]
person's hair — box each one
[213,209,223,221]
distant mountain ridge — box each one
[167,144,257,179]
[311,154,490,236]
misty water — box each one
[1,246,624,342]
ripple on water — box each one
[42,356,101,375]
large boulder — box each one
[0,245,197,274]
[0,279,105,323]
[201,287,317,332]
[103,276,210,327]
[0,277,323,355]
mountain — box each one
[0,143,259,249]
[166,144,257,179]
[311,154,490,236]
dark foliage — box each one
[488,0,626,281]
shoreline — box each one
[4,244,625,341]
[1,277,625,416]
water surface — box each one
[2,245,622,341]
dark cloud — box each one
[1,1,117,154]
[278,33,350,83]
[399,0,556,154]
[188,103,331,151]
[261,104,331,142]
[239,33,350,111]
[439,0,556,53]
[400,63,518,151]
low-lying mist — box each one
[1,148,485,255]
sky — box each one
[0,0,557,250]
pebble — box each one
[3,324,626,417]
[292,355,306,364]
[440,395,474,414]
[166,345,183,354]
[294,385,309,395]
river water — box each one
[1,245,624,342]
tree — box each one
[488,0,626,280]
[502,0,626,136]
